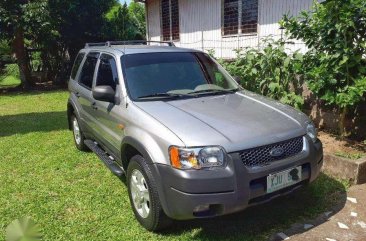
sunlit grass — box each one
[0,91,348,241]
[335,151,364,160]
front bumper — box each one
[150,136,323,220]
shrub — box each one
[222,39,305,110]
[282,0,366,135]
[0,64,20,82]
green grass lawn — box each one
[0,91,349,241]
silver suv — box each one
[67,41,323,231]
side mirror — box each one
[93,85,115,103]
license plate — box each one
[267,166,302,193]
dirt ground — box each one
[272,184,366,241]
[318,131,366,158]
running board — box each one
[84,140,125,177]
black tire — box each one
[127,155,172,231]
[71,114,89,152]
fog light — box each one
[193,204,210,213]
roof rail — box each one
[85,40,175,48]
[106,40,175,47]
[84,42,106,48]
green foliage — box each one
[222,39,305,109]
[48,0,116,57]
[0,0,146,87]
[335,151,364,160]
[0,0,51,50]
[207,49,216,58]
[105,3,121,20]
[0,0,118,86]
[0,39,13,64]
[129,2,146,38]
[0,75,21,87]
[282,0,366,109]
[104,2,145,41]
[1,64,20,79]
[0,0,51,87]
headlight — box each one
[169,146,226,170]
[306,122,317,143]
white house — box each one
[137,0,319,58]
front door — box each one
[93,53,125,156]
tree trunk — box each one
[12,27,33,89]
[339,106,349,137]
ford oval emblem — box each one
[270,147,284,157]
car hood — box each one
[133,91,309,152]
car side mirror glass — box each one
[93,85,115,103]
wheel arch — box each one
[121,136,154,171]
[67,99,83,131]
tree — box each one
[129,2,146,38]
[48,0,116,62]
[0,0,49,88]
[105,2,145,41]
[283,0,366,135]
[1,0,144,88]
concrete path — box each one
[272,184,366,241]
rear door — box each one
[93,53,124,155]
[77,52,100,134]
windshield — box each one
[121,52,240,100]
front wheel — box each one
[127,155,172,231]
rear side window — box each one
[70,53,85,79]
[78,52,99,89]
[96,54,118,90]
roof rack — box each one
[84,42,106,48]
[84,40,175,48]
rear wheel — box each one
[71,114,89,151]
[127,155,172,231]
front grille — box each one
[239,136,304,167]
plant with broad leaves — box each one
[222,38,305,110]
[282,0,366,135]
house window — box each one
[222,0,258,36]
[161,0,180,41]
[223,0,239,36]
[241,0,258,34]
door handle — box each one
[91,102,98,110]
[75,92,81,98]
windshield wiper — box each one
[137,93,185,100]
[188,88,240,95]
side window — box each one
[71,53,85,79]
[78,52,99,89]
[198,53,228,88]
[96,54,118,91]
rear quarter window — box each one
[70,53,85,79]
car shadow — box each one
[0,111,67,137]
[158,173,347,240]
